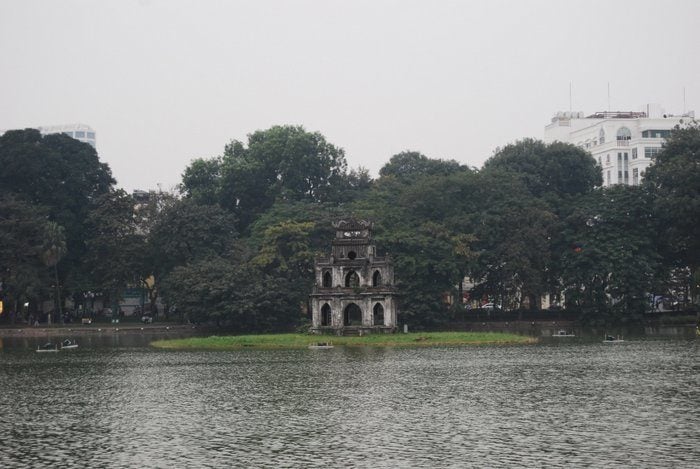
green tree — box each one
[644,122,700,305]
[180,157,222,206]
[560,185,660,324]
[40,222,67,322]
[379,151,467,182]
[82,190,145,311]
[148,199,242,316]
[468,171,556,310]
[0,196,53,322]
[482,139,602,199]
[182,125,350,229]
[357,168,479,327]
[0,129,115,300]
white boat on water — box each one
[36,342,59,353]
[603,335,625,344]
[552,330,575,337]
[61,339,79,350]
[308,342,334,349]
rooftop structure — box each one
[544,104,694,186]
[38,123,96,148]
[0,123,96,148]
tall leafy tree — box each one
[560,185,660,324]
[482,139,602,200]
[182,125,350,229]
[0,129,115,298]
[468,171,556,310]
[40,222,67,320]
[644,122,700,305]
[82,190,145,310]
[0,196,53,321]
[379,151,467,182]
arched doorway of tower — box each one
[344,303,363,326]
[321,303,332,326]
[373,303,384,326]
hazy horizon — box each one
[2,0,698,192]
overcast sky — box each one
[1,0,698,192]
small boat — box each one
[603,335,625,344]
[36,342,59,353]
[308,342,334,349]
[61,339,79,350]
[552,330,575,337]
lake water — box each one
[0,336,698,468]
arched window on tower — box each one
[345,270,360,288]
[372,270,382,287]
[323,271,332,288]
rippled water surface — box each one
[1,338,698,468]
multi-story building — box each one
[0,123,96,148]
[38,123,96,148]
[544,105,694,186]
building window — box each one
[645,147,661,158]
[616,127,631,146]
[63,131,73,137]
[75,131,86,138]
[633,168,639,185]
[322,271,332,288]
[632,148,637,159]
[642,129,671,138]
[599,128,605,144]
[607,170,611,185]
[87,132,95,139]
[606,154,610,163]
[598,157,602,166]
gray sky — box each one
[1,0,698,192]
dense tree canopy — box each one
[3,123,698,329]
[644,122,700,274]
[182,125,352,229]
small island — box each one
[151,332,536,350]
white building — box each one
[544,105,694,186]
[1,123,96,149]
[38,123,96,148]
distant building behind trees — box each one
[544,104,694,186]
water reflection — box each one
[0,340,698,467]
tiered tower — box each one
[310,219,397,334]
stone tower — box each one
[310,219,397,334]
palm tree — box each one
[41,222,67,324]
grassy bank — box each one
[151,331,536,350]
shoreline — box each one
[151,332,538,350]
[0,324,198,338]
